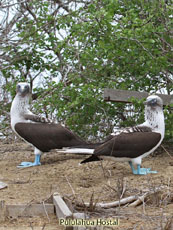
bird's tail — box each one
[57,142,104,155]
[80,155,101,164]
[58,148,94,155]
[71,142,103,149]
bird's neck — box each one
[10,94,30,130]
[144,106,165,136]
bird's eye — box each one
[18,85,21,88]
[24,85,28,89]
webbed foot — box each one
[129,162,157,175]
[17,161,41,168]
[133,167,157,175]
[17,154,41,168]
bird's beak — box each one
[144,98,157,106]
[17,84,31,97]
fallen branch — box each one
[129,186,164,207]
[129,192,148,207]
[77,195,137,209]
[76,186,166,209]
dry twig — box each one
[41,223,47,230]
[65,176,76,196]
[42,201,50,222]
[163,216,173,230]
[161,145,173,159]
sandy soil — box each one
[0,140,173,229]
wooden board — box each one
[104,88,173,106]
[1,194,86,229]
[53,193,72,219]
[0,201,6,221]
[53,193,86,230]
[3,203,54,218]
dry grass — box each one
[0,140,172,229]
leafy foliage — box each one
[0,0,172,140]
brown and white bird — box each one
[10,82,97,168]
[80,95,165,175]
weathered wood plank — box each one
[53,193,72,219]
[53,193,87,230]
[104,88,173,106]
[6,204,54,218]
[73,213,86,230]
[0,201,6,221]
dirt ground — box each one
[0,140,173,230]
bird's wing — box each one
[94,131,161,159]
[14,122,87,152]
[24,114,52,123]
[112,125,152,135]
[103,125,152,143]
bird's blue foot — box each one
[17,161,41,168]
[133,166,157,175]
[17,154,41,168]
[129,162,157,175]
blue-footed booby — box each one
[10,82,97,168]
[80,95,165,175]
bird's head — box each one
[144,95,163,108]
[16,82,31,97]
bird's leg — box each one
[128,162,157,175]
[17,148,42,168]
[33,154,41,165]
[129,161,136,173]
